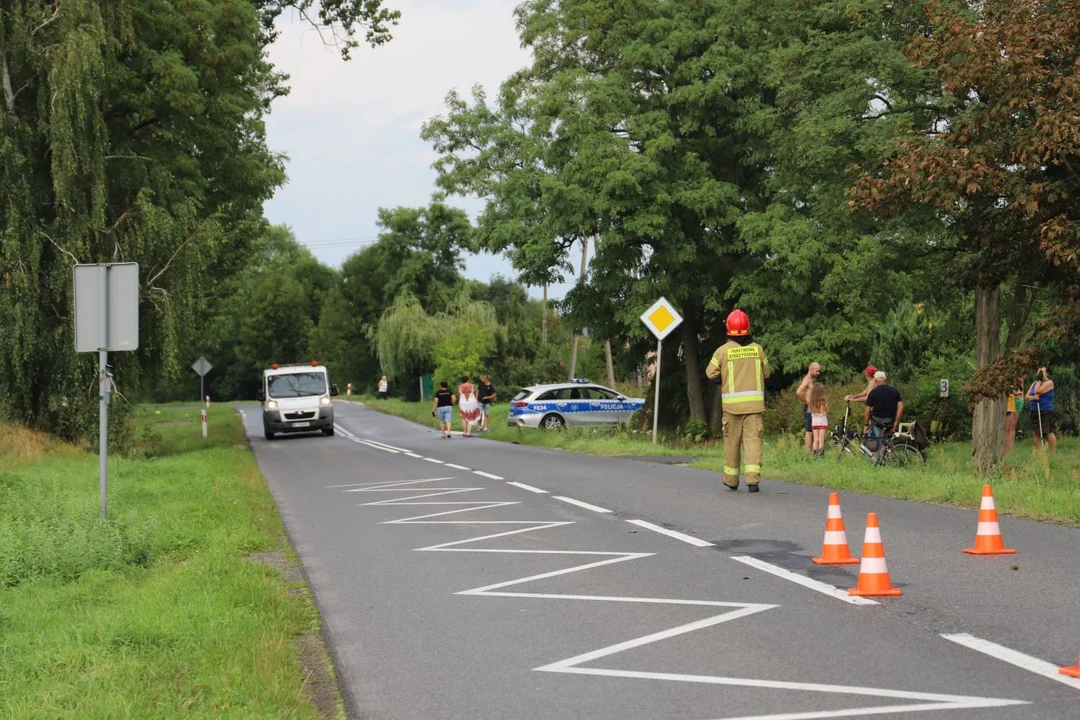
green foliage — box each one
[432,292,500,384]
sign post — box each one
[74,263,140,519]
[191,356,213,404]
[639,297,683,445]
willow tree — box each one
[375,290,438,383]
[0,0,398,441]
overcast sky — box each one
[262,0,585,299]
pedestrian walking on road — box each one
[807,381,829,454]
[796,362,821,454]
[378,375,388,400]
[431,381,456,438]
[705,309,770,492]
[1025,366,1057,452]
[477,374,496,433]
[458,376,481,437]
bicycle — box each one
[815,403,926,467]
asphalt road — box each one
[241,401,1080,719]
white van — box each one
[256,362,339,440]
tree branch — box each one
[39,231,80,265]
[2,56,14,113]
[31,2,62,36]
[147,226,204,286]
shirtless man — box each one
[844,365,878,404]
[795,362,821,453]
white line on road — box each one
[507,481,548,494]
[473,471,504,480]
[405,453,423,458]
[445,463,471,471]
[941,633,1080,691]
[423,457,445,464]
[626,519,713,547]
[326,478,455,489]
[355,440,400,453]
[730,556,879,607]
[360,438,412,453]
[554,496,612,514]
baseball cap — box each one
[874,371,887,381]
[864,365,877,377]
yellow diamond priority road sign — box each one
[640,297,683,341]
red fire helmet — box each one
[726,309,750,336]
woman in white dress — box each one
[457,376,481,437]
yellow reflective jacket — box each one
[705,340,770,415]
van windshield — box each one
[267,372,327,398]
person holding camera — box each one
[1025,366,1057,453]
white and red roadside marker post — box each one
[201,408,208,438]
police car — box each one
[508,379,645,429]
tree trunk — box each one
[604,339,615,388]
[680,315,707,423]
[972,284,1004,473]
[1004,279,1031,350]
[567,236,589,380]
[707,381,724,434]
[542,284,548,344]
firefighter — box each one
[705,309,770,492]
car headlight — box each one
[320,396,331,406]
[267,400,278,410]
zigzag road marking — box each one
[345,479,1026,718]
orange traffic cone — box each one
[1061,655,1080,679]
[963,485,1016,555]
[813,493,860,565]
[848,513,902,597]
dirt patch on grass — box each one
[296,631,341,719]
[248,550,303,586]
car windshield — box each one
[267,372,327,398]
[512,389,531,402]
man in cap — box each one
[706,309,770,492]
[844,365,878,403]
[863,370,904,462]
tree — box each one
[853,0,1080,471]
[0,0,400,440]
[431,292,500,384]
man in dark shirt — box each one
[864,370,903,461]
[477,374,496,433]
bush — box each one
[682,418,711,443]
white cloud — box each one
[263,0,586,298]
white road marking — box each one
[941,633,1080,691]
[730,556,879,607]
[405,453,423,458]
[357,478,1024,717]
[554,496,612,514]
[423,457,445,464]
[473,470,504,480]
[626,519,713,547]
[445,463,471,470]
[359,438,412,453]
[507,481,547,494]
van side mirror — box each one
[330,384,340,397]
[256,389,265,402]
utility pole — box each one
[568,236,589,379]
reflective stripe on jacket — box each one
[705,340,770,414]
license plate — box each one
[291,421,311,428]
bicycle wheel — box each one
[818,438,856,463]
[883,442,926,467]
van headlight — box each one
[267,400,278,410]
[320,396,331,406]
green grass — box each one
[0,408,341,719]
[356,396,1080,527]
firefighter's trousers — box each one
[721,411,763,488]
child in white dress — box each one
[807,382,829,453]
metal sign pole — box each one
[652,338,662,446]
[98,265,109,519]
[200,374,205,405]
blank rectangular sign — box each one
[73,263,140,352]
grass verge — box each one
[0,406,343,719]
[355,396,1080,527]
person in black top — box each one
[431,381,456,438]
[477,374,496,433]
[863,370,903,461]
